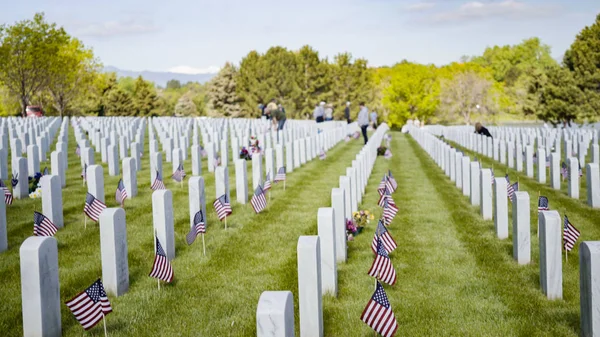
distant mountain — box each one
[104,66,216,87]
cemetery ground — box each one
[1,129,597,336]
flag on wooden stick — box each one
[65,279,112,331]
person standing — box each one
[325,104,333,121]
[370,110,378,129]
[357,102,369,144]
[344,102,351,124]
[314,102,325,123]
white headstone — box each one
[256,291,295,337]
[346,168,358,213]
[191,145,202,176]
[41,175,63,228]
[568,157,579,199]
[99,208,129,297]
[470,162,480,206]
[317,208,337,296]
[87,164,105,202]
[286,143,295,173]
[265,148,275,182]
[331,188,347,262]
[27,144,40,176]
[587,163,600,208]
[539,210,562,300]
[189,176,207,229]
[462,156,470,197]
[0,148,7,180]
[108,144,119,176]
[513,191,531,265]
[13,157,28,199]
[252,154,263,190]
[494,177,508,239]
[537,148,546,184]
[455,152,462,189]
[0,200,6,252]
[123,157,138,198]
[152,189,175,260]
[297,236,323,337]
[580,241,600,337]
[550,152,560,190]
[525,146,534,178]
[480,169,492,220]
[339,176,352,220]
[215,166,230,202]
[235,159,248,204]
[51,151,65,188]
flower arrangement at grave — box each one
[377,146,388,156]
[346,210,375,241]
[353,131,360,139]
[28,172,43,199]
[239,147,251,161]
[248,136,261,156]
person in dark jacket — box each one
[344,102,351,123]
[475,122,492,138]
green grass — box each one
[2,130,595,336]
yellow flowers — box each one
[353,209,374,227]
[29,188,42,199]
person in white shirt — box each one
[357,102,370,144]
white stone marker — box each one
[593,144,600,164]
[516,143,523,172]
[587,163,600,208]
[331,188,347,262]
[470,162,480,206]
[526,146,534,178]
[27,144,40,175]
[152,189,175,260]
[191,145,202,176]
[462,156,470,197]
[220,141,228,167]
[580,241,600,336]
[119,137,127,160]
[286,143,294,173]
[150,152,162,185]
[550,152,560,190]
[189,176,207,230]
[539,210,562,300]
[215,166,230,202]
[207,142,215,172]
[297,236,323,337]
[256,291,295,337]
[455,152,462,189]
[299,139,307,164]
[235,159,248,204]
[513,191,531,265]
[132,141,141,172]
[41,175,63,228]
[252,154,263,190]
[101,137,108,163]
[99,208,129,297]
[449,150,456,182]
[293,140,301,168]
[265,148,275,182]
[165,138,174,163]
[317,207,337,296]
[508,143,515,169]
[494,177,509,239]
[339,176,352,220]
[87,164,105,202]
[0,148,7,180]
[51,151,65,188]
[81,146,95,166]
[172,148,183,175]
[537,148,546,184]
[13,157,28,199]
[480,169,493,220]
[568,157,580,199]
[123,157,138,198]
[346,167,358,213]
[20,237,61,337]
[108,144,119,177]
[0,200,6,252]
[275,145,284,171]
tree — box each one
[236,50,263,117]
[294,45,330,119]
[330,53,374,120]
[174,93,197,116]
[438,70,495,124]
[0,13,69,116]
[133,76,157,116]
[538,66,584,126]
[564,14,600,118]
[46,37,99,117]
[166,79,181,90]
[103,86,134,116]
[207,62,241,117]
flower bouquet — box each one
[239,147,251,161]
[347,210,375,241]
[248,136,262,157]
[352,131,360,139]
[377,146,387,156]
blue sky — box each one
[2,0,598,74]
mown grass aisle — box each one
[327,132,580,336]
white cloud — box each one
[430,0,558,23]
[72,19,159,38]
[407,2,435,12]
[168,66,221,75]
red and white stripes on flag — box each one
[115,179,127,207]
[378,176,387,196]
[84,192,107,222]
[368,238,397,285]
[563,215,581,252]
[33,211,58,237]
[149,237,174,283]
[213,194,232,221]
[151,171,167,190]
[171,163,186,182]
[65,279,112,330]
[264,172,272,191]
[0,180,13,205]
[360,281,398,337]
[371,220,397,254]
[383,198,399,226]
[251,185,267,214]
[274,167,286,182]
[186,210,205,245]
[387,170,398,192]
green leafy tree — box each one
[295,45,331,119]
[0,13,69,116]
[330,53,374,120]
[133,76,157,116]
[236,50,263,117]
[104,86,134,116]
[166,79,181,90]
[207,62,241,117]
[438,70,495,124]
[174,93,197,116]
[538,66,584,126]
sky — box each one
[2,0,599,74]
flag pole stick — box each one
[102,313,108,337]
[202,234,206,256]
[225,215,228,230]
[537,191,540,238]
[84,214,87,230]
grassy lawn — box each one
[2,129,593,336]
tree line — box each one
[1,13,599,128]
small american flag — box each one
[563,215,580,252]
[538,196,549,211]
[65,279,112,331]
[368,238,397,285]
[384,149,392,159]
[546,156,551,167]
[149,237,174,283]
[186,210,205,245]
[200,146,207,157]
[274,167,286,182]
[251,185,267,214]
[371,220,397,254]
[561,162,568,180]
[387,170,398,192]
[75,144,81,157]
[378,188,394,208]
[385,175,396,194]
[360,281,398,337]
[84,192,107,222]
[171,163,186,182]
[264,172,272,191]
[213,155,220,169]
[115,179,127,207]
[81,163,87,182]
[506,175,515,201]
[383,198,399,226]
[0,180,13,205]
[42,167,49,176]
[151,170,166,190]
[378,175,387,196]
[319,148,326,160]
[213,194,232,221]
[33,211,58,237]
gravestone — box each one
[191,145,202,176]
[339,176,352,220]
[215,166,230,202]
[587,163,600,208]
[0,201,6,252]
[480,169,492,220]
[568,157,579,199]
[550,152,560,190]
[207,142,215,172]
[513,191,531,265]
[299,139,307,164]
[580,141,587,168]
[150,152,162,185]
[580,241,600,337]
[539,210,562,300]
[252,154,263,190]
[132,141,141,171]
[449,149,456,182]
[87,165,105,202]
[331,188,347,262]
[317,208,337,296]
[593,144,600,164]
[165,138,174,163]
[27,144,40,176]
[108,144,119,177]
[101,137,108,163]
[119,137,127,160]
[152,189,175,260]
[256,291,295,337]
[172,148,183,175]
[265,148,275,183]
[507,142,515,169]
[275,145,284,171]
[470,162,480,206]
[286,143,295,173]
[525,146,534,178]
[0,148,7,180]
[516,143,523,172]
[81,147,95,167]
[41,175,63,228]
[13,157,28,199]
[99,208,129,297]
[20,237,61,337]
[51,151,65,188]
[455,152,462,189]
[235,159,248,204]
[346,168,358,213]
[494,177,508,239]
[293,140,301,168]
[462,156,470,197]
[297,236,323,337]
[537,148,546,184]
[189,176,207,229]
[220,141,228,167]
[123,157,138,198]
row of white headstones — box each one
[3,115,357,336]
[410,124,600,337]
[255,123,390,337]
